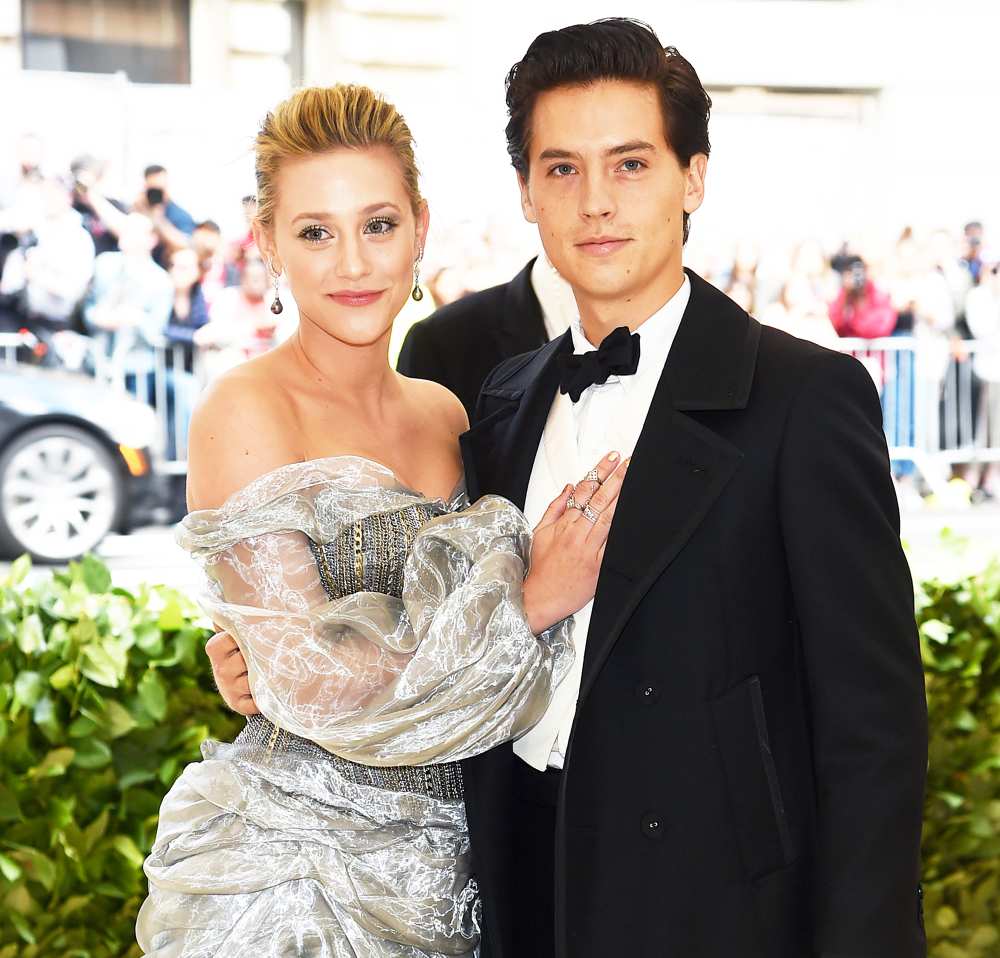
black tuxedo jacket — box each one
[397,259,547,417]
[459,270,928,958]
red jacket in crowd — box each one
[828,281,898,338]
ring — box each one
[585,468,603,485]
[567,493,586,513]
[582,504,601,524]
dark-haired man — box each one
[458,18,927,958]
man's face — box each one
[145,171,168,194]
[518,79,706,313]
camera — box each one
[146,187,165,207]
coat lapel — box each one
[577,270,762,703]
[495,258,547,359]
[460,331,572,507]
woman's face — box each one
[256,146,428,349]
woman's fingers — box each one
[584,458,630,542]
[535,484,574,532]
[571,451,621,508]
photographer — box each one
[132,164,195,268]
[828,253,899,339]
[70,154,128,255]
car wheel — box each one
[0,424,124,563]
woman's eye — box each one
[299,226,329,243]
[364,217,397,235]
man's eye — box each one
[620,159,645,172]
[551,164,576,177]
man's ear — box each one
[518,172,538,225]
[683,153,708,216]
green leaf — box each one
[921,619,953,644]
[156,596,185,633]
[48,664,77,690]
[79,554,112,594]
[32,694,62,742]
[138,670,168,722]
[0,852,22,882]
[67,716,98,738]
[7,553,31,586]
[108,835,145,870]
[17,613,44,655]
[102,700,137,738]
[71,739,112,770]
[80,643,120,688]
[8,909,36,944]
[9,849,56,893]
[0,783,22,822]
[82,809,109,852]
[13,671,44,709]
[29,746,75,778]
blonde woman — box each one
[135,85,626,957]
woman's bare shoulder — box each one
[187,360,299,510]
[399,374,469,436]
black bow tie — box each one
[557,326,641,402]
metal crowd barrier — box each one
[837,336,1000,494]
[4,333,998,493]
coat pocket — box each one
[710,675,796,880]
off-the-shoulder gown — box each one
[135,457,572,957]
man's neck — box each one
[577,263,685,346]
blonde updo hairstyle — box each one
[254,84,423,230]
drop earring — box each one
[411,249,424,302]
[269,263,283,315]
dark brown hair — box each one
[505,18,712,242]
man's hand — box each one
[206,631,259,715]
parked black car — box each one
[0,363,161,562]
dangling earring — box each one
[269,262,283,315]
[411,248,424,302]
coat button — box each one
[635,683,660,704]
[641,813,665,840]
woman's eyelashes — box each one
[363,215,398,236]
[296,216,399,244]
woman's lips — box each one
[326,290,386,307]
[576,238,630,257]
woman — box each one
[136,84,626,957]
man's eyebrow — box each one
[536,141,657,162]
[606,140,656,156]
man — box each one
[397,254,573,416]
[456,18,926,958]
[212,18,928,958]
[134,164,196,268]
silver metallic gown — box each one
[136,457,573,957]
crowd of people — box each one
[0,131,997,499]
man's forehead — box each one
[529,80,666,157]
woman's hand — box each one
[206,630,259,715]
[523,452,630,634]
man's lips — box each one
[575,237,631,256]
[326,289,386,306]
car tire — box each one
[0,423,125,563]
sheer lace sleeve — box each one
[177,457,573,766]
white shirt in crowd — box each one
[514,274,692,771]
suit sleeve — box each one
[778,350,927,958]
[396,320,445,383]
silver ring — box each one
[582,504,601,524]
[585,468,603,485]
[566,493,586,513]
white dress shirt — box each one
[514,275,692,771]
[531,254,578,342]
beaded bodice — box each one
[235,502,465,801]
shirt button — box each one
[641,813,665,840]
[635,683,660,704]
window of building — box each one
[21,0,191,84]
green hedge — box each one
[1,552,999,956]
[918,557,1000,957]
[0,555,241,957]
